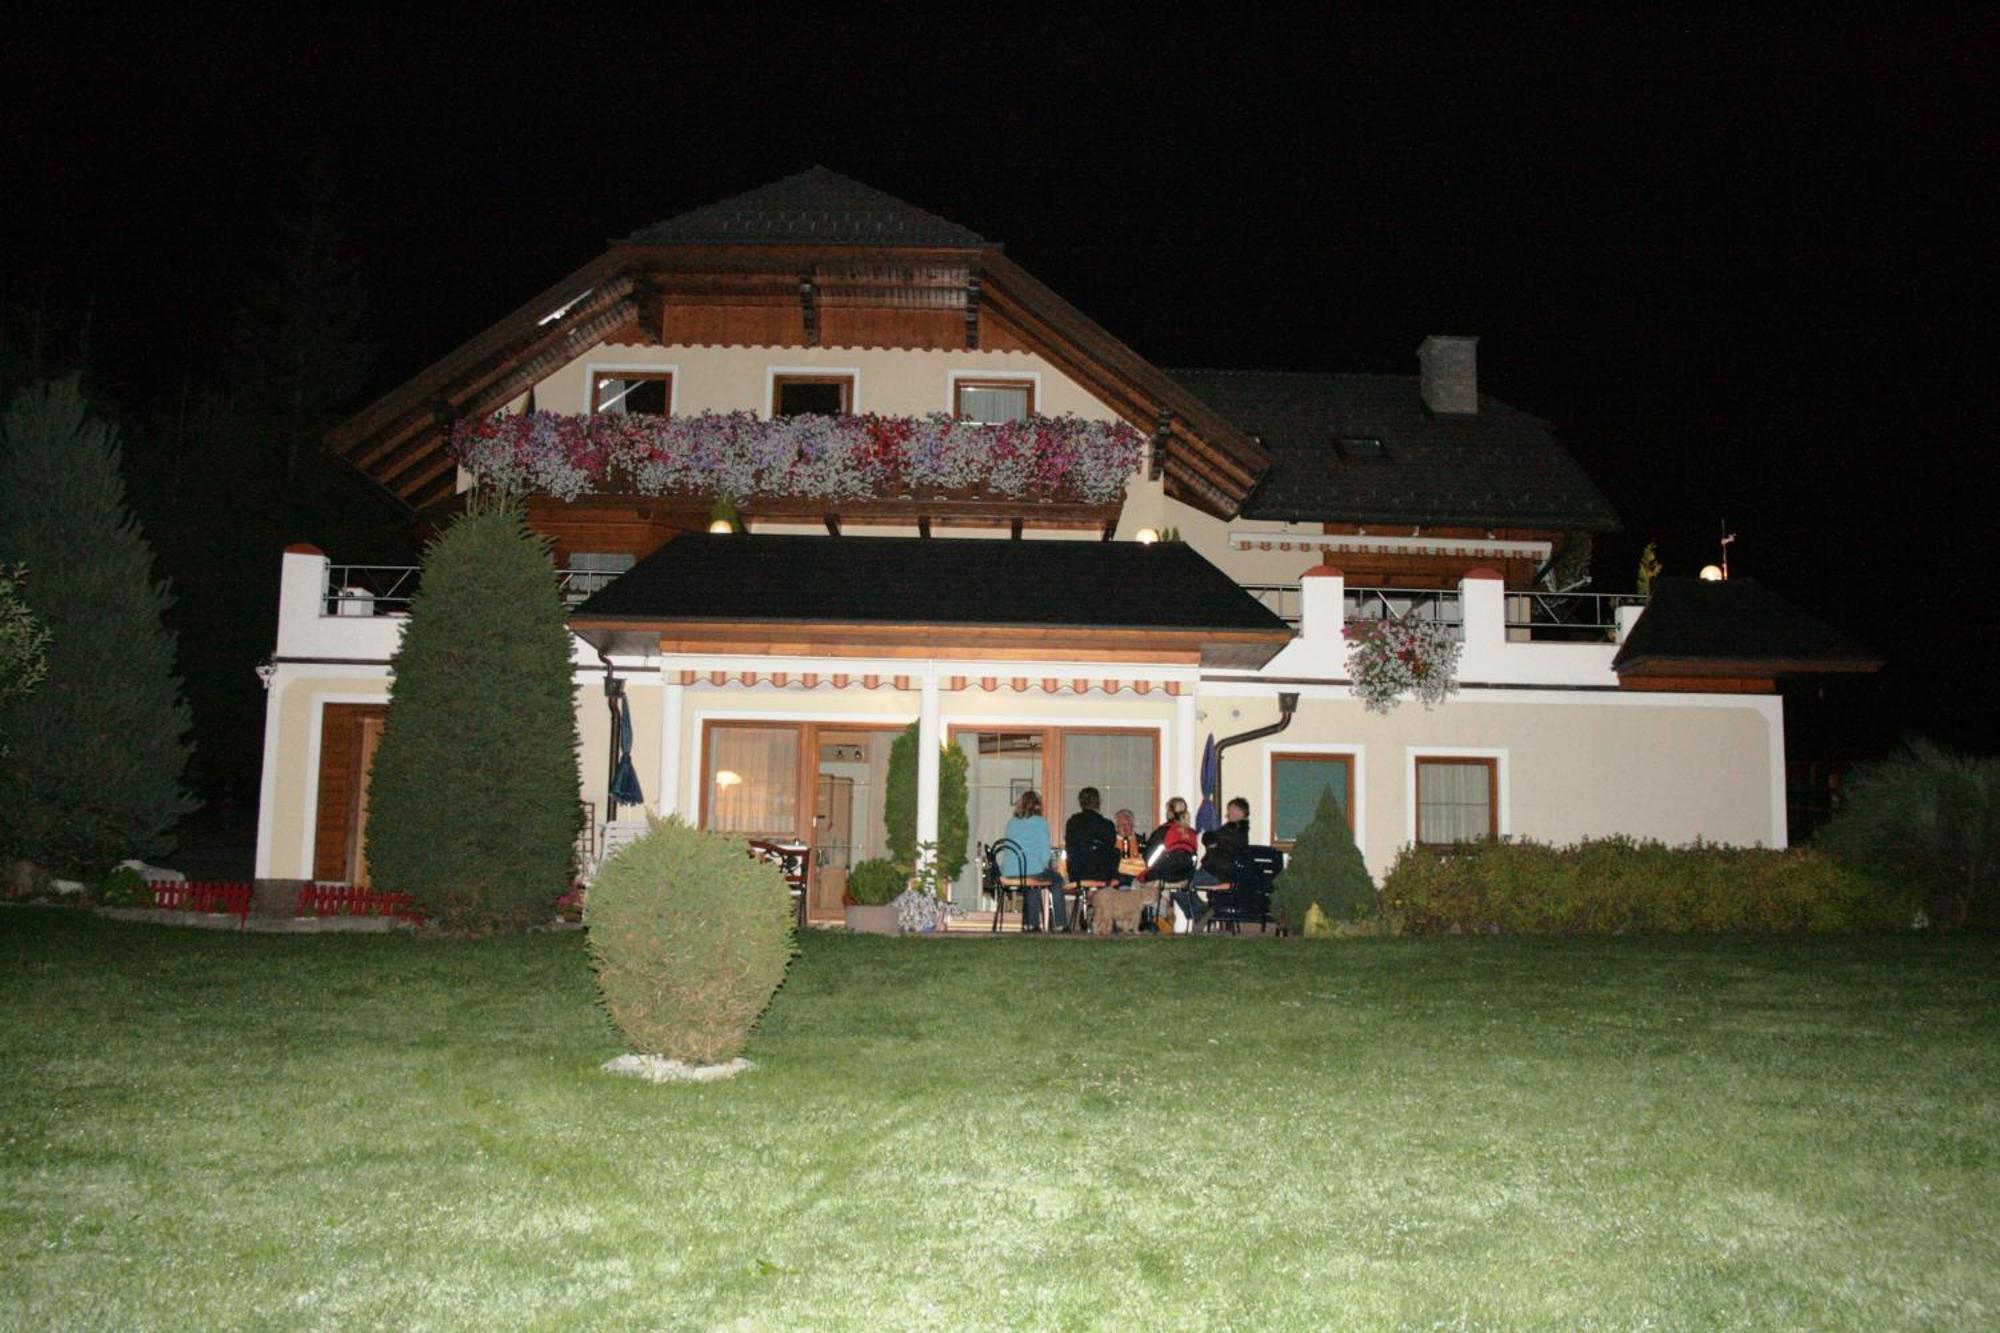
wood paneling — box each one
[313,703,390,883]
[817,307,964,349]
[524,495,706,564]
[662,303,807,347]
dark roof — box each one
[620,167,986,248]
[1170,369,1620,531]
[574,534,1288,634]
[1613,579,1881,676]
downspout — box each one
[1207,691,1300,812]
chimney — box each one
[1418,335,1479,415]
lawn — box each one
[1,913,1994,1330]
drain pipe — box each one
[1208,691,1300,812]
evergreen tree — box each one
[0,377,197,872]
[1270,785,1376,931]
[0,563,52,753]
[364,495,581,929]
[884,722,969,886]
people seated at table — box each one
[1003,788,1067,932]
[1063,787,1122,887]
[1194,798,1251,887]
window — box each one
[592,371,672,415]
[562,552,634,604]
[1270,752,1354,846]
[954,378,1035,424]
[1335,435,1388,460]
[705,725,800,839]
[773,375,853,417]
[1414,757,1497,845]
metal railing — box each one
[1502,590,1645,641]
[1242,583,1302,625]
[322,564,620,615]
[1344,586,1464,632]
[1239,581,1644,643]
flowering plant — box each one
[890,887,963,933]
[1344,616,1462,714]
[449,411,1144,505]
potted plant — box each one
[843,858,905,934]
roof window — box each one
[1336,435,1389,460]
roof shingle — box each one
[1613,578,1881,674]
[620,167,986,248]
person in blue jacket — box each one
[1003,789,1067,931]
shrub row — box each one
[1382,837,1912,935]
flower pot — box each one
[843,904,900,935]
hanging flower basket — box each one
[448,411,1144,506]
[1344,617,1462,714]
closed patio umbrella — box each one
[1194,732,1220,832]
[609,688,644,810]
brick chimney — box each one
[1418,335,1479,415]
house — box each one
[253,167,1877,916]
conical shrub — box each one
[1271,784,1376,930]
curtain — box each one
[1062,732,1156,830]
[708,727,799,837]
[1418,761,1492,843]
[959,384,1031,423]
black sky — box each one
[6,7,1995,757]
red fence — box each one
[295,884,424,922]
[149,881,253,925]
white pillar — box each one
[916,671,941,872]
[252,668,286,878]
[1174,691,1199,808]
[657,677,684,821]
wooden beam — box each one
[918,516,932,539]
[823,514,841,537]
[1010,517,1023,540]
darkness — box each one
[5,9,1994,816]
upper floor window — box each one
[592,372,672,415]
[955,378,1035,424]
[774,375,853,417]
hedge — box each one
[1382,837,1913,935]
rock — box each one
[117,859,185,884]
[601,1054,756,1084]
[50,879,86,897]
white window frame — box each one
[765,366,861,419]
[583,362,680,416]
[1404,746,1510,847]
[1257,741,1367,859]
[947,371,1042,422]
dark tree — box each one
[363,495,581,929]
[0,377,197,873]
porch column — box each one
[916,672,942,873]
[1175,690,1199,807]
[657,675,684,820]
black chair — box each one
[1206,844,1283,933]
[982,838,1035,933]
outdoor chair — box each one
[748,839,810,929]
[1205,844,1283,933]
[981,838,1044,933]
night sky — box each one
[7,9,1995,795]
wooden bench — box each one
[295,884,424,922]
[149,881,253,926]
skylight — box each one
[1336,436,1389,460]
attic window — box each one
[592,372,672,415]
[1336,436,1389,460]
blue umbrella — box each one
[1194,733,1221,832]
[609,689,645,808]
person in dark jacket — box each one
[1063,787,1121,886]
[1194,798,1251,887]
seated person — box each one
[1002,788,1067,931]
[1112,808,1145,884]
[1063,787,1121,886]
[1194,798,1251,888]
[1143,796,1202,930]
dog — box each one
[1088,885,1152,935]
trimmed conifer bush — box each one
[1816,737,1997,928]
[884,721,969,884]
[1271,785,1376,931]
[587,818,797,1064]
[364,494,581,930]
[846,857,905,906]
[0,377,197,874]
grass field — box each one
[1,911,1994,1330]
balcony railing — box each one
[1502,590,1648,642]
[1244,582,1641,643]
[322,564,616,615]
[1242,583,1466,637]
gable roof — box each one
[1613,578,1881,678]
[619,167,986,247]
[1170,369,1621,531]
[569,533,1292,668]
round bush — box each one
[846,858,904,906]
[587,818,797,1064]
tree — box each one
[884,721,969,889]
[1816,736,1998,929]
[0,377,197,872]
[1270,785,1375,931]
[0,563,52,753]
[363,494,581,929]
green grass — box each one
[1,912,1995,1330]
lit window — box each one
[955,379,1034,424]
[1415,757,1497,845]
[1269,752,1354,847]
[592,372,672,415]
[774,375,853,417]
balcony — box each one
[321,563,617,617]
[1243,582,1641,644]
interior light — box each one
[714,770,743,788]
[709,519,735,534]
[1699,564,1725,582]
[1134,528,1160,545]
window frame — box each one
[951,375,1038,423]
[588,368,676,415]
[770,373,857,418]
[1411,755,1500,846]
[1266,748,1359,851]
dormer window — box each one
[1336,435,1389,460]
[592,372,672,415]
[954,378,1035,424]
[774,375,854,417]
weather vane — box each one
[1701,521,1737,581]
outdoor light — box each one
[714,770,743,787]
[708,518,734,534]
[1699,564,1725,582]
[1134,527,1160,545]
